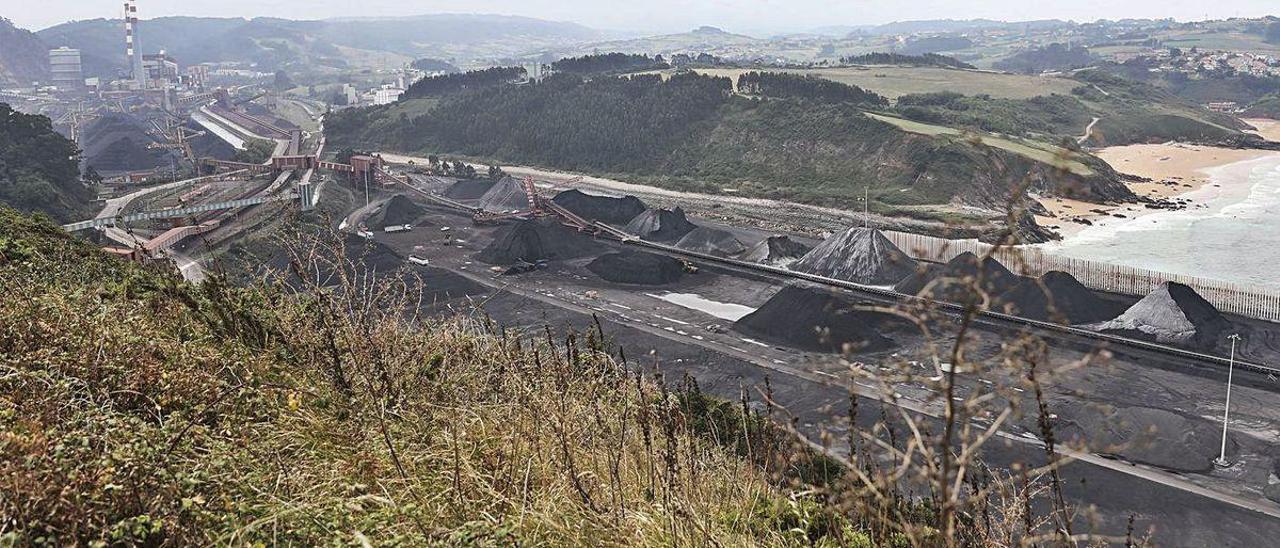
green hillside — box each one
[0,104,94,222]
[0,17,49,86]
[327,71,1132,219]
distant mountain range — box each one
[33,14,606,76]
[0,18,49,86]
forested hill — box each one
[327,71,1129,216]
[0,18,49,86]
[0,104,93,223]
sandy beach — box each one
[1037,118,1280,237]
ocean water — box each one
[1042,154,1280,290]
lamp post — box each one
[1214,333,1242,468]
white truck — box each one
[384,224,413,233]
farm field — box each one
[642,66,1083,99]
[865,112,1096,176]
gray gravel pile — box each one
[476,218,603,265]
[996,270,1119,324]
[1097,281,1227,350]
[675,226,747,257]
[587,252,685,285]
[444,179,495,201]
[551,189,647,225]
[478,177,533,212]
[791,227,918,285]
[367,194,429,229]
[742,235,812,266]
[895,252,1020,304]
[735,283,907,353]
[623,207,697,243]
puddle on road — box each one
[645,292,757,322]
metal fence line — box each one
[882,230,1280,323]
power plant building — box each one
[49,47,83,91]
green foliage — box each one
[895,92,1093,137]
[551,52,668,74]
[738,71,889,106]
[994,43,1094,75]
[0,103,93,222]
[1266,22,1280,45]
[840,52,974,69]
[402,66,526,100]
[232,139,276,164]
[1244,93,1280,118]
[409,57,459,73]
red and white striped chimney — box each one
[124,1,143,87]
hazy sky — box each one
[7,0,1278,34]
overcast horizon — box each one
[5,0,1277,35]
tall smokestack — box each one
[124,1,144,88]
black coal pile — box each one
[742,235,812,266]
[185,122,236,160]
[477,218,604,265]
[895,252,1021,305]
[551,189,647,225]
[1097,281,1227,349]
[1044,400,1234,472]
[444,179,495,201]
[366,194,429,230]
[736,284,906,353]
[587,252,685,285]
[792,227,918,285]
[79,113,175,174]
[478,176,532,212]
[996,271,1119,324]
[675,226,747,257]
[623,207,697,242]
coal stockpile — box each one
[444,179,495,201]
[366,194,430,230]
[79,113,175,174]
[895,252,1021,304]
[675,226,747,257]
[735,284,902,353]
[623,207,697,242]
[551,189,647,225]
[184,121,237,160]
[1044,400,1234,472]
[792,227,918,285]
[477,218,604,265]
[995,271,1120,324]
[587,252,685,285]
[742,235,812,266]
[478,176,533,212]
[1097,281,1227,350]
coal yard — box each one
[324,171,1280,546]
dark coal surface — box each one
[185,121,237,160]
[551,189,647,225]
[1044,400,1235,472]
[791,227,918,285]
[476,218,605,265]
[444,179,495,201]
[895,252,1021,305]
[478,177,532,212]
[675,226,747,257]
[736,283,906,353]
[996,271,1121,325]
[1097,281,1227,350]
[587,251,685,285]
[743,235,812,266]
[367,194,429,229]
[79,113,174,173]
[623,207,697,243]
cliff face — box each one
[0,18,49,86]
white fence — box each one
[883,231,1280,323]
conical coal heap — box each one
[791,227,918,285]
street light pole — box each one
[1215,333,1242,467]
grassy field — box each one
[1155,31,1280,55]
[865,112,1095,176]
[644,67,1082,100]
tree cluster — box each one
[840,52,975,69]
[550,53,669,74]
[737,72,888,106]
[993,43,1094,74]
[409,58,459,73]
[0,103,93,222]
[402,66,527,100]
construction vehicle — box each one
[680,259,699,274]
